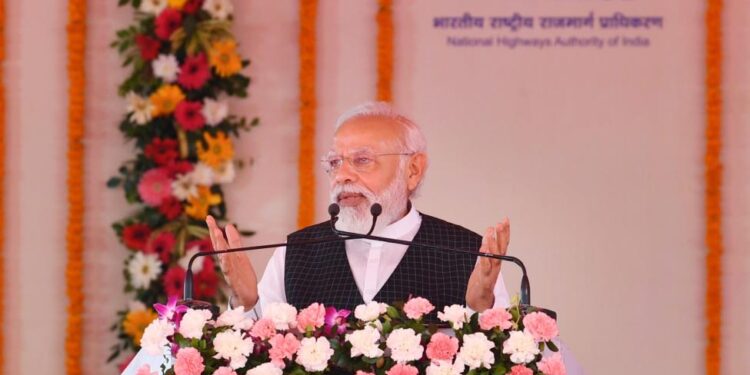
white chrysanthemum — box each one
[263,302,298,330]
[152,54,180,83]
[202,0,234,20]
[247,362,283,375]
[426,361,464,375]
[354,301,388,322]
[127,252,162,289]
[178,245,205,273]
[213,329,254,369]
[140,319,175,355]
[502,330,540,364]
[190,162,215,186]
[213,161,236,184]
[385,328,423,363]
[171,173,198,200]
[437,304,470,330]
[202,97,229,126]
[139,0,167,14]
[126,92,154,125]
[178,308,213,339]
[345,326,383,358]
[295,337,333,372]
[216,305,255,330]
[456,333,495,370]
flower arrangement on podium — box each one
[107,0,257,366]
[136,297,566,375]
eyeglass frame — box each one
[320,150,416,175]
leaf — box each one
[107,177,122,188]
[547,340,559,352]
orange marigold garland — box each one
[298,0,318,228]
[65,0,86,373]
[376,0,393,102]
[704,0,723,373]
[0,0,5,371]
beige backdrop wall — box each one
[2,0,748,374]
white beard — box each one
[330,174,410,235]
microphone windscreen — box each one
[370,203,383,217]
[328,203,341,217]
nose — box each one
[332,159,358,185]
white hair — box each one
[335,101,427,154]
[334,101,428,197]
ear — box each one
[406,152,427,192]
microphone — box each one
[328,203,538,313]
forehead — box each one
[332,117,403,152]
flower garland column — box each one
[704,0,723,373]
[65,0,87,373]
[298,0,318,228]
[376,0,393,102]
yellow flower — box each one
[185,186,222,219]
[150,85,185,117]
[209,39,242,77]
[197,131,234,167]
[168,0,187,9]
[123,309,158,346]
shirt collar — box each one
[365,201,421,243]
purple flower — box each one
[324,306,351,335]
[154,296,188,324]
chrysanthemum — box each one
[122,223,153,251]
[167,0,187,9]
[152,54,180,83]
[155,8,182,40]
[139,0,167,15]
[144,137,179,166]
[158,196,183,220]
[146,231,176,264]
[127,252,163,289]
[171,172,199,200]
[196,131,234,167]
[150,85,185,117]
[123,309,158,345]
[185,186,222,219]
[203,0,234,20]
[209,39,242,77]
[175,101,206,131]
[137,168,173,206]
[202,97,228,126]
[126,92,154,125]
[178,53,211,90]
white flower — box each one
[213,329,254,369]
[152,54,180,83]
[140,319,175,355]
[139,0,167,14]
[171,173,198,200]
[202,97,229,126]
[437,304,470,330]
[247,362,283,375]
[295,337,333,372]
[263,302,297,330]
[127,252,162,289]
[426,361,464,375]
[128,300,147,312]
[178,308,213,339]
[178,245,205,273]
[126,92,154,125]
[217,305,255,330]
[213,161,236,184]
[345,326,383,358]
[354,301,388,322]
[385,328,423,363]
[456,333,495,370]
[502,330,540,364]
[190,162,215,186]
[202,0,234,20]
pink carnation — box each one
[425,332,458,363]
[297,303,326,331]
[135,364,158,375]
[403,297,435,320]
[522,312,559,342]
[538,353,566,375]
[212,366,238,375]
[268,333,300,368]
[509,364,534,375]
[250,318,277,340]
[386,364,418,375]
[479,308,513,331]
[137,168,173,206]
[174,347,205,375]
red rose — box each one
[135,34,161,61]
[155,9,183,40]
[178,53,211,90]
[163,266,186,299]
[194,257,219,299]
[144,137,179,166]
[122,223,152,251]
[146,231,177,264]
[174,101,205,131]
[159,197,183,220]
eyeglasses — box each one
[320,151,415,175]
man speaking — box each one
[208,101,511,315]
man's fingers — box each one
[206,215,218,249]
[225,224,242,248]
